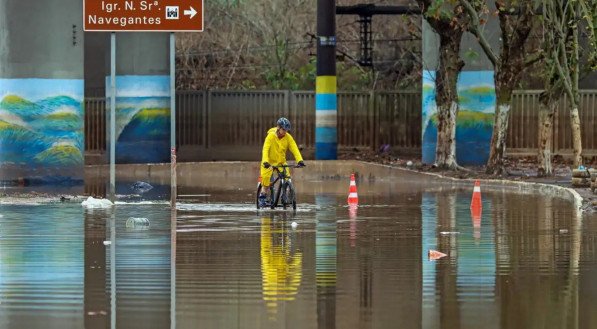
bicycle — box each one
[256,164,303,210]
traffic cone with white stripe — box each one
[470,180,482,211]
[348,173,359,204]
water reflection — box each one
[83,205,173,329]
[260,213,303,317]
[315,195,337,329]
[0,204,84,328]
[0,184,595,329]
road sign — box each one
[84,0,203,32]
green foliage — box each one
[464,48,480,60]
[426,0,461,21]
[337,62,373,91]
[258,58,374,91]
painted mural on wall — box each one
[422,71,496,165]
[106,76,170,164]
[0,79,84,183]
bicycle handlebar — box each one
[271,164,304,169]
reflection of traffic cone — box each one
[471,207,481,240]
[428,249,447,260]
[348,174,359,204]
[470,180,482,211]
[348,203,358,247]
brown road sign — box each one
[84,0,203,32]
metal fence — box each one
[84,89,597,161]
[507,91,597,156]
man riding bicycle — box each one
[259,117,305,207]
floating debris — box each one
[125,217,150,228]
[82,196,113,209]
[428,249,447,260]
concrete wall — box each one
[0,0,85,185]
[84,160,580,205]
[105,33,171,164]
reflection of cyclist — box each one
[259,117,305,207]
[260,215,303,316]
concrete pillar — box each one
[421,4,499,165]
[0,0,85,185]
[106,33,170,164]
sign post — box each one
[84,0,203,206]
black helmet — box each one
[277,117,291,131]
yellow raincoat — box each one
[260,127,303,187]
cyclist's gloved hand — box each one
[263,162,271,169]
[297,161,306,167]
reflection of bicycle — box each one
[260,214,302,314]
[256,165,302,210]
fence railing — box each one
[507,90,597,155]
[84,89,597,162]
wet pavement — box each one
[0,181,596,329]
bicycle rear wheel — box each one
[256,183,274,209]
[256,183,263,209]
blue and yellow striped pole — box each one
[316,76,337,159]
[316,0,337,160]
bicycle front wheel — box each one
[286,181,296,210]
[271,181,282,209]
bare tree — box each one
[176,0,422,90]
[541,0,597,167]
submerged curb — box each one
[359,161,585,213]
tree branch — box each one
[459,0,498,67]
[524,50,544,67]
[553,44,575,101]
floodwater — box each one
[0,182,596,329]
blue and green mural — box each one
[0,79,84,184]
[422,71,496,165]
[106,75,170,164]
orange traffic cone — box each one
[470,180,482,211]
[348,173,359,204]
[428,249,447,260]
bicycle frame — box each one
[259,164,301,210]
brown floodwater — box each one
[0,181,596,329]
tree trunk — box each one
[435,101,458,167]
[537,100,556,177]
[570,106,583,166]
[486,85,514,175]
[434,32,464,170]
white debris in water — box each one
[125,217,150,228]
[406,161,413,167]
[291,221,298,229]
[82,196,113,209]
[115,201,169,205]
[103,241,111,245]
[440,231,460,235]
[559,229,569,234]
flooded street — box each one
[1,182,596,328]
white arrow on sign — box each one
[184,6,197,19]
